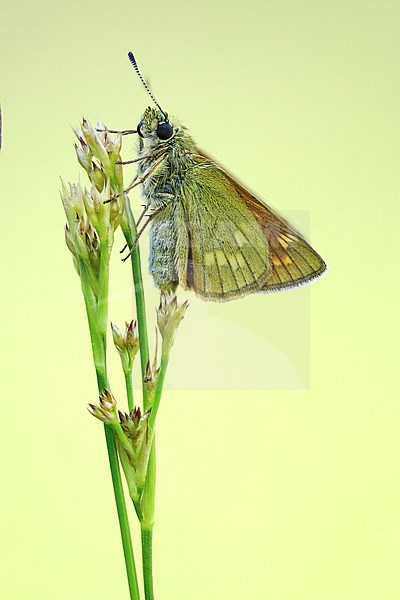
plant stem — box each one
[124,371,134,412]
[121,201,150,405]
[97,239,111,359]
[103,422,141,600]
[148,355,170,431]
[141,526,155,600]
[80,259,141,600]
[78,259,105,372]
[121,196,157,598]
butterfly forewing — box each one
[177,165,271,301]
[219,170,327,292]
[175,153,327,300]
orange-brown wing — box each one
[196,150,327,292]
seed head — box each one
[74,140,92,173]
[117,407,153,491]
[111,320,139,373]
[87,389,118,425]
[157,292,189,356]
[119,406,151,448]
[144,359,159,399]
[74,118,123,186]
[60,179,85,227]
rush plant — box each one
[62,119,187,599]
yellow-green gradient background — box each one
[1,0,398,598]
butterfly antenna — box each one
[128,52,168,120]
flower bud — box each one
[64,224,76,257]
[109,194,125,232]
[119,406,149,443]
[125,320,139,355]
[75,142,92,173]
[144,359,158,398]
[86,225,100,276]
[111,320,139,373]
[87,389,118,425]
[81,118,112,176]
[157,292,189,356]
[73,217,90,259]
[108,133,122,163]
[60,179,85,227]
[89,163,107,192]
[118,407,153,490]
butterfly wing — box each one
[186,150,327,292]
[219,168,328,293]
[176,154,327,301]
[177,163,271,301]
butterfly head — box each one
[137,107,174,141]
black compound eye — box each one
[156,122,173,140]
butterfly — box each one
[116,53,327,302]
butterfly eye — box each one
[156,122,173,140]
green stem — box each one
[141,353,170,537]
[121,201,150,407]
[148,354,170,431]
[103,422,141,600]
[120,186,157,597]
[141,441,156,528]
[97,237,111,359]
[78,258,105,374]
[124,370,134,412]
[80,260,141,600]
[141,526,155,600]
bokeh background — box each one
[1,0,399,598]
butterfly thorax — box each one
[136,118,199,209]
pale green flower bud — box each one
[74,142,92,173]
[157,292,189,356]
[64,224,76,257]
[73,217,90,259]
[81,118,112,176]
[89,163,107,192]
[60,179,85,227]
[82,185,102,232]
[125,320,139,355]
[87,389,118,425]
[144,359,158,399]
[109,193,125,232]
[118,407,153,490]
[114,161,123,189]
[82,182,124,240]
[111,320,139,374]
[86,225,100,276]
[107,133,122,163]
[119,406,150,445]
[76,118,124,185]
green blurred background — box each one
[1,0,399,598]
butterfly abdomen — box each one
[139,142,190,290]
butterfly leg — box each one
[119,193,172,255]
[96,127,137,135]
[117,149,166,166]
[119,199,149,255]
[136,200,151,227]
[103,152,168,204]
[122,203,171,262]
